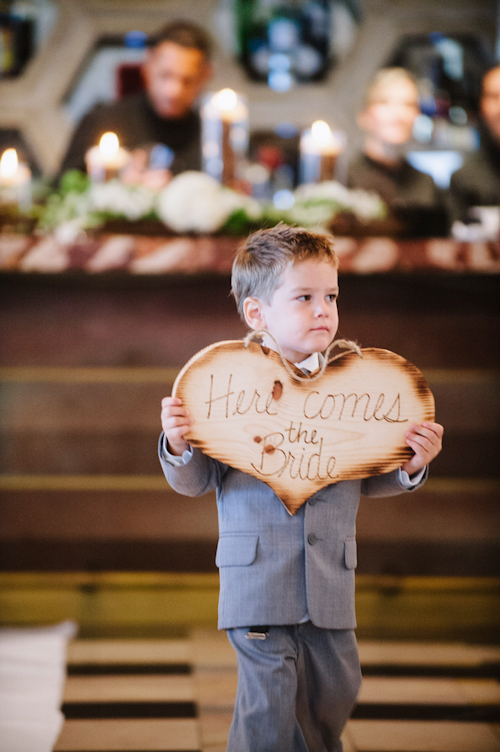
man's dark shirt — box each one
[346,152,449,237]
[447,125,500,223]
[60,91,202,176]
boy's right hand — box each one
[161,396,193,456]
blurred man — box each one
[448,64,500,223]
[59,20,213,183]
[347,68,448,236]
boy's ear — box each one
[243,297,266,331]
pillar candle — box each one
[299,121,344,185]
[85,132,130,183]
[202,88,249,187]
[0,148,32,210]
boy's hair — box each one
[231,223,338,320]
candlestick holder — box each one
[202,89,249,187]
[299,121,345,185]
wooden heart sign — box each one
[173,341,435,514]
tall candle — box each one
[202,88,248,187]
[299,121,344,184]
[0,148,32,210]
[85,132,130,183]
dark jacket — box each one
[59,91,202,177]
[347,152,449,237]
[447,125,500,224]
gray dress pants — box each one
[226,622,361,752]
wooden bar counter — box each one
[0,233,499,591]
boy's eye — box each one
[326,293,338,302]
[297,295,311,301]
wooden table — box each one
[1,233,500,275]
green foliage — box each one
[58,170,91,196]
[221,208,257,236]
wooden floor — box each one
[52,629,500,752]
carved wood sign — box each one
[173,341,435,514]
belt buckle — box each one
[245,625,269,640]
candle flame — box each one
[99,132,119,158]
[311,120,332,144]
[214,88,238,111]
[0,148,19,179]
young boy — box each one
[159,224,443,752]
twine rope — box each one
[243,329,362,383]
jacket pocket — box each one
[344,539,357,570]
[216,534,259,567]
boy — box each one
[159,224,443,752]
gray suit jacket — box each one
[159,436,427,630]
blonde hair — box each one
[231,223,338,320]
[364,67,419,107]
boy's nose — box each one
[315,303,328,317]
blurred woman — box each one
[347,68,448,236]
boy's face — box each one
[244,258,339,364]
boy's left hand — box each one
[401,421,443,476]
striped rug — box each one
[51,629,500,752]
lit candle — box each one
[299,121,345,184]
[201,88,249,187]
[85,132,130,183]
[0,148,32,210]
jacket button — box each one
[307,533,318,545]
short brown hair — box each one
[231,223,338,320]
[152,20,213,61]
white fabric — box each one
[0,621,77,752]
[294,351,321,374]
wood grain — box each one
[173,341,435,514]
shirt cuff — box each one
[160,434,193,466]
[398,466,426,487]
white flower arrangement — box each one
[156,171,262,233]
[289,180,387,226]
[38,174,157,238]
[38,170,387,239]
[89,181,157,221]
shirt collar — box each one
[258,336,324,374]
[295,352,322,373]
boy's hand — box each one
[401,421,443,476]
[161,396,193,456]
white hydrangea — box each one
[347,189,387,220]
[285,203,337,230]
[89,180,157,221]
[157,171,261,233]
[294,180,354,206]
[293,180,386,221]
